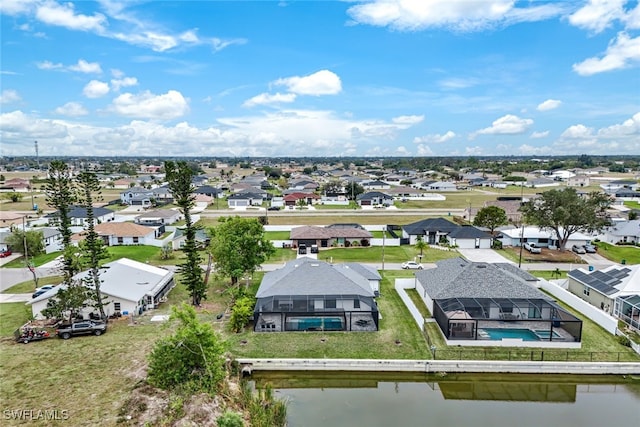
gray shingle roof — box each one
[403,218,459,236]
[256,258,374,298]
[415,257,546,300]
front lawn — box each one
[1,276,63,294]
[2,251,62,268]
[594,242,640,264]
[314,246,460,263]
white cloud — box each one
[347,0,563,32]
[568,0,626,33]
[561,124,594,139]
[83,80,110,98]
[0,0,38,15]
[68,59,102,74]
[108,90,189,120]
[473,114,533,137]
[111,76,138,91]
[623,2,640,29]
[536,99,562,111]
[37,60,63,70]
[573,32,640,75]
[243,92,297,107]
[530,131,550,139]
[392,115,424,125]
[464,146,483,155]
[274,70,342,96]
[53,102,88,117]
[413,131,455,144]
[597,111,640,137]
[36,1,106,32]
[0,110,68,140]
[0,89,21,104]
[438,77,480,89]
[395,146,410,155]
[416,144,435,155]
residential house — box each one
[194,185,224,198]
[600,180,639,195]
[134,209,182,226]
[253,257,379,332]
[41,227,63,254]
[386,186,423,199]
[446,226,493,249]
[227,191,265,208]
[498,226,591,249]
[362,180,391,190]
[290,224,372,248]
[415,258,582,347]
[28,258,175,319]
[0,178,31,192]
[74,222,157,246]
[567,175,590,187]
[120,187,155,206]
[46,206,115,227]
[283,192,321,208]
[171,228,210,250]
[568,265,640,331]
[356,191,394,207]
[425,181,457,192]
[598,220,640,245]
[0,211,27,227]
[526,178,559,188]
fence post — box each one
[530,351,534,361]
[590,352,594,362]
[541,351,544,361]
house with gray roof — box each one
[402,217,491,248]
[356,191,393,207]
[290,224,372,249]
[415,258,582,347]
[28,258,175,320]
[598,220,640,245]
[46,206,115,227]
[253,257,379,332]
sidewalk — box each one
[0,293,31,303]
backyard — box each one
[594,242,640,265]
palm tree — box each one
[415,236,428,261]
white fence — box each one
[537,279,618,334]
[395,278,424,330]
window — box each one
[583,287,590,296]
[528,306,541,319]
[326,299,336,309]
[114,302,121,311]
[353,299,360,309]
[133,237,139,243]
[117,237,124,244]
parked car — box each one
[401,261,423,270]
[267,206,280,211]
[524,242,542,254]
[583,244,597,253]
[572,245,586,254]
[32,285,56,299]
[0,250,12,258]
[55,321,107,339]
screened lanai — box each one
[615,294,640,331]
[433,296,582,342]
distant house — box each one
[253,258,379,332]
[41,227,63,254]
[498,226,591,249]
[171,228,210,250]
[0,211,27,227]
[356,191,393,207]
[526,178,559,188]
[415,258,582,347]
[46,206,115,227]
[28,258,175,319]
[73,222,157,246]
[425,181,457,192]
[227,192,264,208]
[568,265,640,331]
[134,209,182,226]
[567,175,590,187]
[386,186,423,198]
[402,218,492,248]
[0,178,31,192]
[283,192,321,207]
[362,180,390,190]
[194,185,224,198]
[598,220,640,245]
[120,187,154,207]
[290,224,372,248]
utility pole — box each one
[382,226,386,271]
[518,183,525,269]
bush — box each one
[616,335,632,347]
[217,411,244,427]
[230,296,256,332]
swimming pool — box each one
[533,329,562,340]
[480,328,541,341]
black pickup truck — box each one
[56,321,107,339]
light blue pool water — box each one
[534,329,562,339]
[482,328,540,341]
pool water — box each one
[482,328,540,341]
[534,329,562,339]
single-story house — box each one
[194,185,224,198]
[424,181,457,192]
[415,258,582,347]
[597,220,640,245]
[227,192,265,208]
[283,192,321,207]
[290,224,372,248]
[498,226,592,249]
[28,258,175,319]
[356,191,394,207]
[171,228,210,250]
[386,186,423,198]
[134,209,182,226]
[73,222,157,246]
[46,206,115,227]
[402,218,491,248]
[568,264,640,331]
[446,226,493,249]
[362,180,391,190]
[253,257,379,332]
[120,187,155,206]
[41,227,63,254]
[567,175,590,187]
[0,211,27,227]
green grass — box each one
[528,270,568,280]
[199,214,433,227]
[2,251,62,268]
[314,246,460,263]
[0,302,32,335]
[623,201,640,210]
[2,276,63,294]
[594,242,640,265]
[264,231,291,240]
[406,289,431,318]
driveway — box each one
[457,249,515,264]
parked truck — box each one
[56,320,107,339]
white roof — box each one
[500,226,592,241]
[28,258,174,305]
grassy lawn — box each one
[594,242,640,264]
[314,246,460,263]
[528,270,568,280]
[2,251,62,268]
[199,214,433,227]
[623,201,640,210]
[264,231,291,240]
[0,302,32,335]
[2,276,63,294]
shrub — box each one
[616,335,632,347]
[217,411,244,427]
[230,296,256,332]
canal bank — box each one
[237,358,640,375]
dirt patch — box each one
[504,247,586,264]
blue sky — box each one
[1,0,639,157]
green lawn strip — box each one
[2,276,63,294]
[0,302,32,335]
[264,231,292,240]
[2,251,61,268]
[314,246,460,263]
[312,204,357,210]
[406,289,431,318]
[103,245,162,264]
[199,215,433,227]
[594,242,640,264]
[623,201,640,210]
[528,270,568,280]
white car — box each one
[401,261,423,270]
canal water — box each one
[252,372,640,427]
